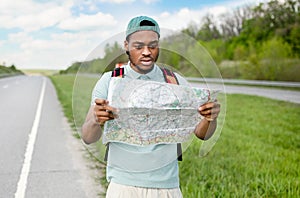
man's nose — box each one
[142,46,151,56]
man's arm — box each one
[81,105,102,144]
[194,101,220,140]
[81,99,117,144]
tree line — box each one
[62,0,300,81]
[0,64,23,77]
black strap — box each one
[177,143,183,161]
[160,67,179,85]
[111,67,124,77]
[104,143,109,161]
[160,67,182,161]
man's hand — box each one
[198,100,221,121]
[94,99,118,126]
[194,100,221,140]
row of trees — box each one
[63,0,300,81]
[182,0,299,80]
[184,0,299,56]
[0,64,23,76]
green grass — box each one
[50,75,77,128]
[179,94,299,197]
[50,74,300,197]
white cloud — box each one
[8,32,32,44]
[1,39,92,70]
[0,0,40,15]
[2,27,125,69]
[0,40,4,48]
[0,0,123,69]
[58,12,117,31]
[157,2,252,32]
[158,8,206,31]
[207,6,229,17]
[0,0,72,32]
[160,11,170,18]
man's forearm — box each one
[81,119,102,144]
[194,119,217,140]
[81,106,103,144]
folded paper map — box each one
[103,78,219,145]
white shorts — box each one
[106,182,183,198]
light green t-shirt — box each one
[91,62,189,188]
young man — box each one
[82,16,220,198]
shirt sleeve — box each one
[91,72,112,105]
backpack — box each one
[104,65,182,161]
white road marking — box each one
[3,84,8,88]
[14,77,46,198]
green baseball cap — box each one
[126,16,160,38]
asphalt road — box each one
[191,82,300,104]
[0,75,102,198]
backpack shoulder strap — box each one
[160,67,179,85]
[111,67,125,78]
[159,66,183,161]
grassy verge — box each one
[179,94,299,197]
[50,75,77,129]
[50,74,299,197]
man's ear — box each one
[124,40,129,52]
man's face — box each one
[125,30,159,74]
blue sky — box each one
[0,0,266,70]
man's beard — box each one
[126,50,160,74]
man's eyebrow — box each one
[149,40,159,44]
[132,40,159,45]
[132,41,144,45]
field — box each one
[50,74,299,197]
[21,69,60,76]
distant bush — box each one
[0,64,23,77]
